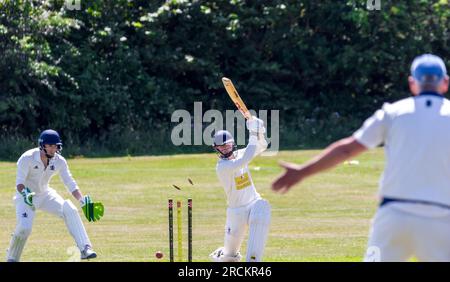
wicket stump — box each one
[168,198,193,262]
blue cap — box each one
[411,54,447,84]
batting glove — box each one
[246,117,266,134]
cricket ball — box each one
[155,251,164,259]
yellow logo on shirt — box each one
[235,173,251,190]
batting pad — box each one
[246,199,271,262]
[63,200,91,250]
[6,235,28,262]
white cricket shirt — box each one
[216,134,268,208]
[16,148,79,195]
[353,93,450,214]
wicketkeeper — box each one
[272,54,450,261]
[210,117,271,262]
[6,129,104,262]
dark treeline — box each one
[0,0,448,159]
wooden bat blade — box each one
[222,77,252,120]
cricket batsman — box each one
[210,117,271,262]
[272,54,450,261]
[6,129,104,262]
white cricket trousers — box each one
[14,188,67,222]
[364,205,450,262]
[223,198,271,262]
[7,188,91,261]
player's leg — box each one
[39,189,96,259]
[6,193,36,262]
[210,205,249,262]
[246,198,271,262]
[413,214,450,261]
[364,206,413,262]
[223,205,249,259]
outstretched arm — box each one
[272,137,367,194]
[59,160,104,222]
[72,189,83,202]
[59,159,79,195]
[220,117,268,171]
[219,133,259,171]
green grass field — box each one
[0,149,384,262]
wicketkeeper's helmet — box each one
[38,129,63,153]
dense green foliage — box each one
[1,0,449,159]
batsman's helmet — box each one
[39,129,63,152]
[213,130,237,159]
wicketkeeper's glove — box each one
[20,187,35,207]
[80,195,104,222]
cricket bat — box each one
[222,77,252,120]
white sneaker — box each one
[209,246,225,262]
[81,245,97,260]
[209,247,241,262]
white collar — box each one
[33,148,58,163]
